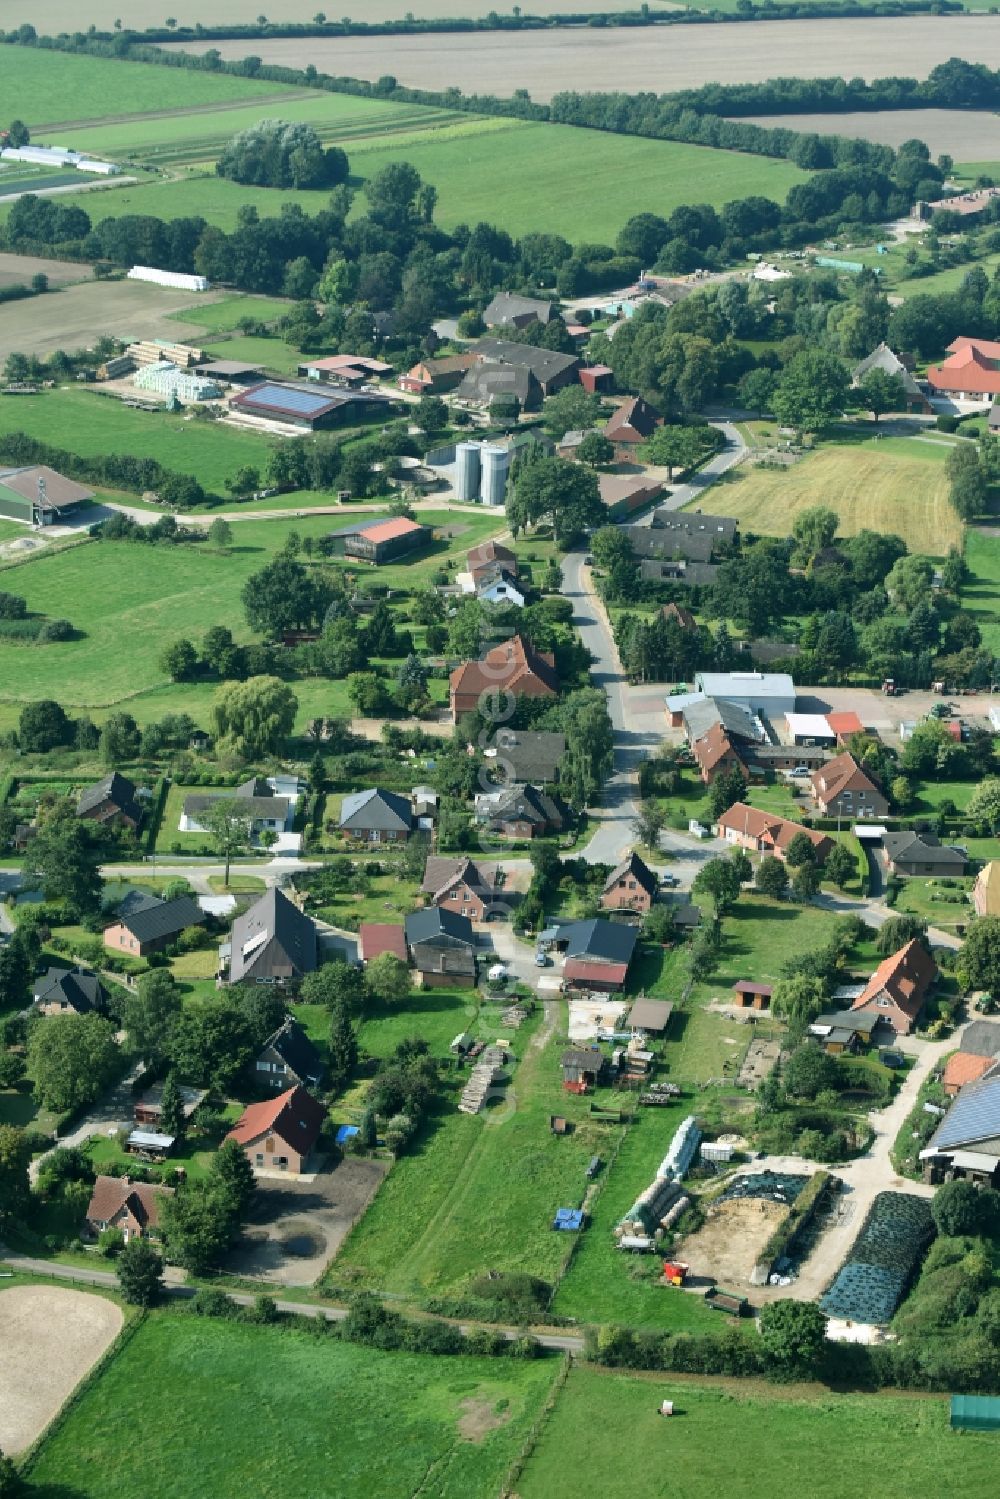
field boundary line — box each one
[498,1350,571,1499]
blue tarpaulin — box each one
[552,1208,584,1232]
[335,1125,359,1145]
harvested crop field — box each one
[681,1197,788,1288]
[0,278,226,362]
[0,251,90,289]
[727,107,1000,162]
[169,16,1000,100]
[26,0,657,28]
[704,438,962,556]
[0,1284,123,1455]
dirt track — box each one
[168,16,1000,101]
[0,1284,122,1454]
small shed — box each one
[950,1395,1000,1431]
[552,1207,585,1232]
[125,1128,174,1160]
[733,981,772,1011]
[560,1046,605,1089]
[626,998,674,1036]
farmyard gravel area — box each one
[0,1284,123,1455]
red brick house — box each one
[927,337,1000,400]
[603,395,659,461]
[226,1085,326,1176]
[850,939,937,1036]
[421,856,498,921]
[467,540,517,576]
[716,802,832,864]
[103,894,206,958]
[691,725,751,785]
[600,851,658,913]
[810,752,888,820]
[449,634,558,720]
[84,1175,173,1244]
[397,353,478,395]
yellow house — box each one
[973,862,1000,918]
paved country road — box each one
[632,420,747,525]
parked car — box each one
[660,873,679,888]
[534,950,551,967]
[789,765,811,778]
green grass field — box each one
[709,434,962,557]
[167,294,292,332]
[334,1027,625,1301]
[0,387,272,492]
[965,526,1000,654]
[31,92,809,243]
[519,1367,1000,1499]
[25,1310,558,1499]
[0,44,291,127]
[0,508,502,728]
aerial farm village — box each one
[11,11,1000,1499]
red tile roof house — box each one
[810,752,888,820]
[927,337,1000,401]
[359,922,408,964]
[468,539,518,576]
[851,939,937,1036]
[943,1052,998,1097]
[603,395,661,462]
[691,724,751,785]
[715,802,833,864]
[449,634,558,720]
[421,856,501,921]
[825,711,864,746]
[84,1175,173,1244]
[226,1084,326,1176]
[397,353,479,395]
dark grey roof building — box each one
[339,788,414,838]
[226,887,318,985]
[486,729,566,785]
[32,966,105,1015]
[455,362,538,410]
[556,918,638,966]
[76,772,143,829]
[404,906,476,949]
[256,1016,325,1090]
[883,830,967,877]
[960,1022,1000,1061]
[472,338,580,396]
[483,292,554,329]
[110,894,205,948]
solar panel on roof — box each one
[248,383,335,414]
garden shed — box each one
[950,1395,1000,1431]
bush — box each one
[190,1287,236,1318]
[97,1226,125,1258]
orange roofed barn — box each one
[226,1084,326,1175]
[450,634,558,720]
[927,337,1000,400]
[715,802,832,863]
[851,939,937,1036]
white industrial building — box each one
[127,266,210,292]
[133,360,221,402]
[694,671,796,718]
[1,144,120,175]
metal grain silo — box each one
[455,441,482,502]
[480,443,510,507]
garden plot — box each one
[680,1197,790,1290]
[0,1284,123,1454]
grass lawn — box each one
[167,294,292,332]
[964,527,1000,653]
[359,986,480,1062]
[0,1086,58,1136]
[25,1310,558,1499]
[333,1028,624,1301]
[206,873,266,894]
[0,386,273,492]
[553,1098,736,1333]
[892,876,974,935]
[84,1126,220,1185]
[707,434,962,556]
[0,44,288,127]
[304,869,423,929]
[200,332,307,376]
[519,1367,1000,1499]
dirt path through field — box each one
[0,1284,122,1454]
